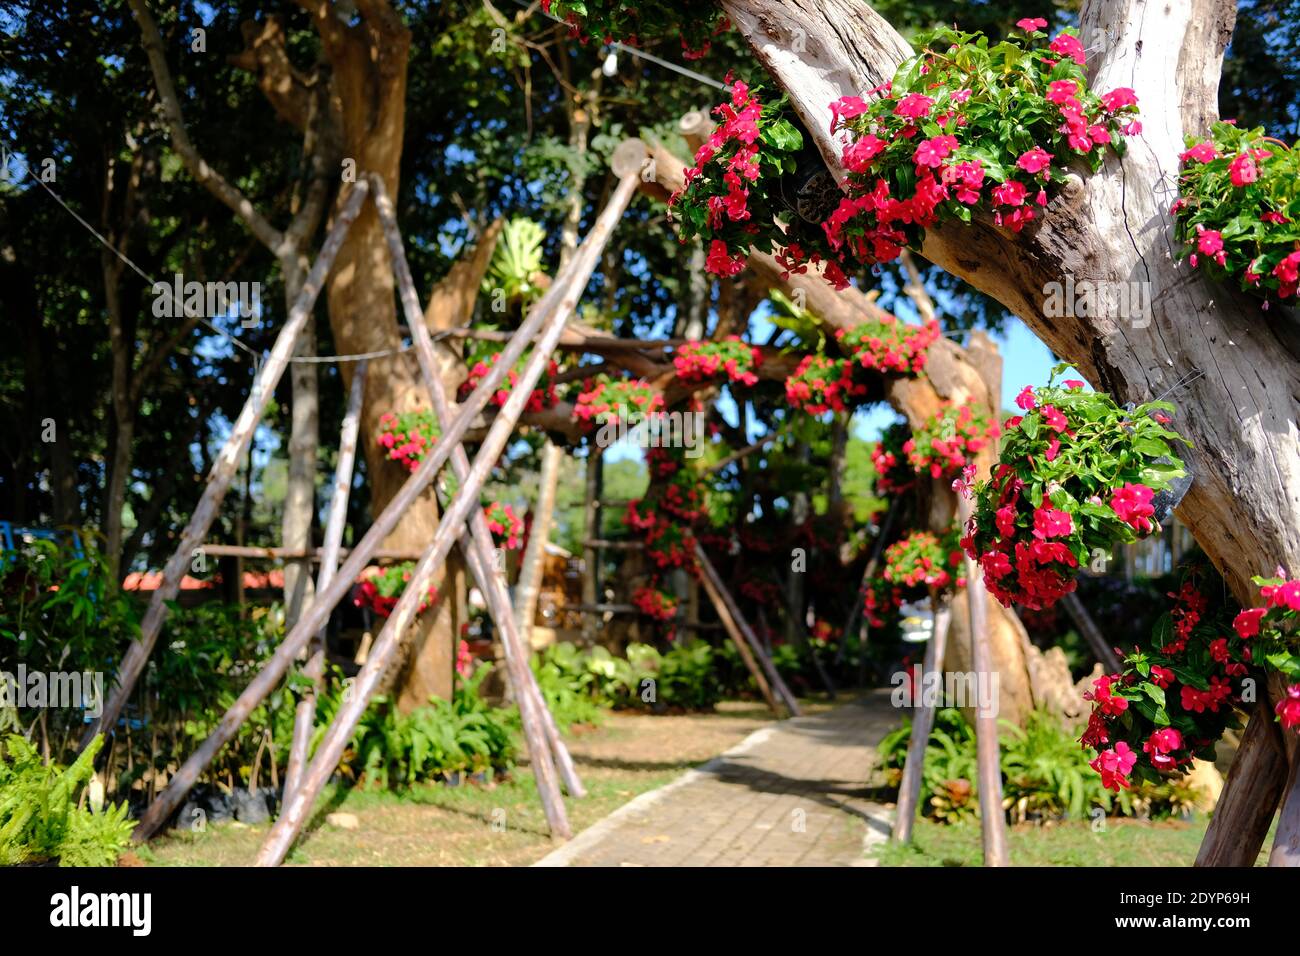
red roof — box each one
[122,569,286,592]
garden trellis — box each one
[116,155,647,847]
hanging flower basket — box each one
[542,1,729,59]
[1172,122,1300,302]
[632,584,680,623]
[353,562,438,618]
[882,529,965,593]
[573,375,663,428]
[458,343,559,413]
[1080,567,1249,792]
[483,502,524,551]
[836,315,940,375]
[904,398,1000,480]
[672,336,763,386]
[376,410,440,473]
[785,355,868,414]
[961,371,1192,610]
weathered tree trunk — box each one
[721,0,1300,864]
[280,265,317,628]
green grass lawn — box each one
[136,701,783,867]
[869,815,1269,867]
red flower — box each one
[1032,506,1072,540]
[1229,152,1258,187]
[1014,385,1038,410]
[1017,147,1052,175]
[1277,685,1300,731]
[1049,33,1087,66]
[1233,607,1266,639]
[1109,483,1156,533]
[1143,728,1183,771]
[1016,17,1048,30]
[1090,741,1136,791]
[1045,79,1078,105]
[1100,88,1138,112]
[893,93,934,120]
[1180,141,1220,164]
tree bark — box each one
[722,0,1300,863]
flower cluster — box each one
[669,80,812,278]
[573,375,664,427]
[1172,121,1300,301]
[1235,571,1300,731]
[632,584,680,623]
[882,529,964,593]
[673,336,763,386]
[376,409,439,473]
[871,422,915,495]
[644,520,697,571]
[673,23,1140,288]
[483,501,524,551]
[740,577,783,605]
[863,577,905,629]
[1080,567,1247,792]
[962,371,1190,610]
[904,399,999,480]
[785,355,868,415]
[542,1,729,60]
[835,316,940,375]
[816,24,1139,278]
[458,344,558,413]
[352,562,438,618]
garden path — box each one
[535,691,898,866]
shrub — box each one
[349,666,515,789]
[0,735,135,866]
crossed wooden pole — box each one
[890,496,1009,866]
[108,154,642,855]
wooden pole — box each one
[253,172,641,866]
[85,180,372,751]
[1060,591,1123,674]
[284,359,367,803]
[959,495,1010,867]
[694,543,801,717]
[1269,756,1300,866]
[131,179,613,842]
[892,603,951,844]
[369,173,584,801]
[1195,695,1288,866]
[195,544,425,561]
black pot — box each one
[777,120,843,225]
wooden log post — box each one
[694,543,801,717]
[959,494,1010,867]
[368,173,584,800]
[892,603,951,844]
[84,180,372,751]
[252,172,642,865]
[284,359,367,803]
[1195,695,1288,866]
[131,179,623,842]
[695,549,782,715]
[1060,591,1124,675]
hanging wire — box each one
[510,0,729,90]
[1,133,412,366]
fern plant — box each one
[0,735,135,866]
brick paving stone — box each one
[535,691,898,867]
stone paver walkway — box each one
[536,691,898,867]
